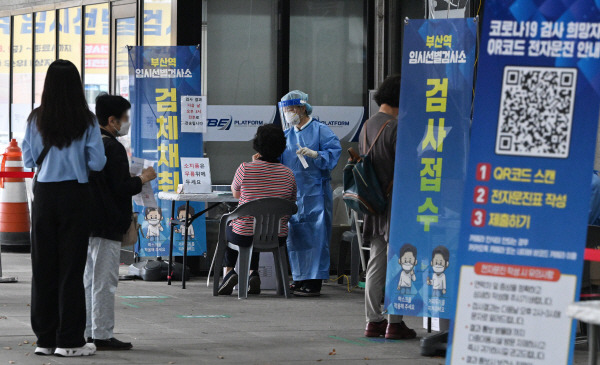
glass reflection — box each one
[84,3,110,108]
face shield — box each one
[278,99,306,130]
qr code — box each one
[495,66,577,159]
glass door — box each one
[111,2,137,153]
[112,2,136,99]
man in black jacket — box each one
[84,93,156,351]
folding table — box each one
[157,191,238,289]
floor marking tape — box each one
[177,315,231,318]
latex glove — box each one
[296,147,318,159]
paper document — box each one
[130,157,158,208]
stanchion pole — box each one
[0,247,17,283]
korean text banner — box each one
[384,18,476,319]
[447,2,600,364]
[129,46,207,257]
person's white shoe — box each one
[34,347,53,356]
[54,343,96,357]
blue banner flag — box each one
[384,18,477,318]
[128,46,207,257]
[448,2,600,364]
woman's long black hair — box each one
[27,60,95,149]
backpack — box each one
[343,119,393,215]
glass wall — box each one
[59,7,82,73]
[115,17,135,100]
[206,0,277,105]
[115,16,135,154]
[34,11,56,106]
[0,2,151,148]
[84,3,110,108]
[143,0,172,46]
[12,14,33,142]
[0,17,9,146]
[0,1,368,150]
[290,0,364,106]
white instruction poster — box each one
[181,95,207,133]
[180,157,211,194]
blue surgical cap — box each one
[281,90,312,115]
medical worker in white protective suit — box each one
[279,90,342,297]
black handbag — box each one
[342,119,393,215]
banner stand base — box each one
[420,330,447,357]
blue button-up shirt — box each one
[22,118,106,183]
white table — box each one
[158,192,238,289]
[567,301,600,364]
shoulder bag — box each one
[342,119,394,215]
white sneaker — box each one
[54,343,96,357]
[34,347,53,356]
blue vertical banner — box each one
[448,2,600,364]
[129,46,207,257]
[384,18,476,319]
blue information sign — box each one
[385,18,476,318]
[129,46,207,257]
[448,1,600,364]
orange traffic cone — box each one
[0,139,30,249]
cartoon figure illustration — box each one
[427,245,449,297]
[144,207,164,240]
[174,205,195,239]
[397,243,417,294]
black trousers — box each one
[223,226,287,272]
[31,181,92,348]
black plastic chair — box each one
[212,198,298,299]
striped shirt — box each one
[231,160,297,236]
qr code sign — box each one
[495,66,577,159]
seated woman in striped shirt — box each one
[218,124,297,296]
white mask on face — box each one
[402,263,414,272]
[285,112,301,126]
[148,218,160,226]
[433,265,445,274]
[117,121,131,136]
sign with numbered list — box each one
[447,1,600,364]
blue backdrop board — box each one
[448,1,600,364]
[128,46,207,257]
[384,18,476,319]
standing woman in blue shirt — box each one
[22,60,106,357]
